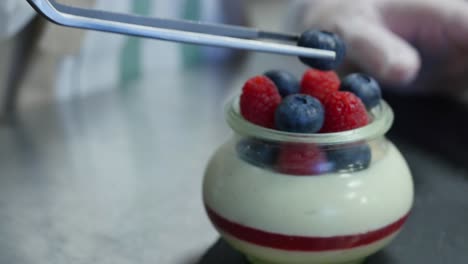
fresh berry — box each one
[277,144,329,175]
[240,76,282,128]
[300,69,340,102]
[341,73,382,109]
[297,30,346,70]
[320,91,369,133]
[236,138,279,167]
[275,94,324,133]
[327,143,371,172]
[264,70,300,97]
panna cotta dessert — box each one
[203,30,414,264]
[203,112,412,264]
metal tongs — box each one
[26,0,335,60]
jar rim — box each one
[225,95,394,145]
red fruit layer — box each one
[206,205,409,251]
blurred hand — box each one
[297,0,468,94]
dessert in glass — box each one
[203,31,413,264]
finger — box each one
[382,0,468,48]
[339,19,421,85]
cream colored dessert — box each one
[203,140,413,264]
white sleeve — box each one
[0,0,36,39]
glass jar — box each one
[203,96,414,264]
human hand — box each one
[295,0,468,94]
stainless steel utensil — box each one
[26,0,335,60]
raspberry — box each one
[300,69,340,102]
[240,76,282,128]
[277,144,328,176]
[320,91,369,133]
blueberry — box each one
[327,143,371,172]
[341,73,382,109]
[264,70,300,97]
[297,30,346,70]
[275,94,324,133]
[236,138,279,167]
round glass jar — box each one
[203,96,414,264]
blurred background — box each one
[0,1,298,264]
[0,0,291,111]
[1,1,467,264]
